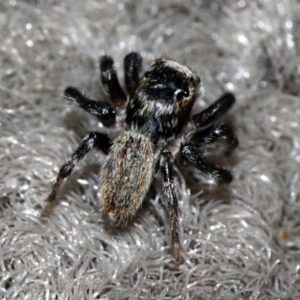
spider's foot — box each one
[173,242,183,264]
[40,201,55,219]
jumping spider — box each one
[42,52,238,261]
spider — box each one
[41,52,238,261]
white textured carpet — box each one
[1,1,300,299]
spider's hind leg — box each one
[158,150,181,261]
[41,132,111,218]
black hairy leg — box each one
[124,52,142,96]
[100,56,127,106]
[192,93,236,127]
[41,132,112,218]
[190,124,238,155]
[159,150,181,261]
[180,144,233,184]
[64,87,116,126]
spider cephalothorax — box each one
[42,52,238,261]
[126,58,200,146]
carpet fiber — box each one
[1,0,300,299]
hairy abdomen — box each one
[99,131,154,225]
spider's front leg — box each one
[192,93,236,127]
[100,52,142,105]
[64,87,116,126]
[100,56,127,106]
[41,132,112,218]
[158,150,181,261]
[124,52,142,96]
[180,144,233,184]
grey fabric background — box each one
[1,0,300,299]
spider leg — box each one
[192,93,235,127]
[189,124,238,155]
[100,55,127,106]
[124,52,142,96]
[41,132,112,218]
[159,150,181,261]
[180,144,233,184]
[64,87,116,126]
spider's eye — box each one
[183,89,189,97]
[144,71,151,79]
[175,89,189,100]
[190,76,200,88]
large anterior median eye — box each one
[175,89,189,100]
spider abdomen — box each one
[99,131,154,225]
